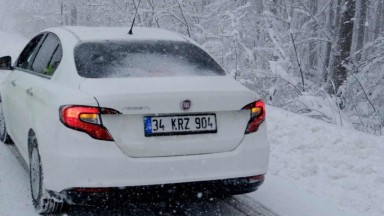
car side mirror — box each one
[0,56,13,70]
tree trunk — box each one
[132,0,142,24]
[327,0,356,95]
[250,0,264,44]
[381,1,384,38]
[364,1,372,43]
[176,0,191,37]
[70,4,77,26]
[60,2,64,26]
[374,0,383,39]
[309,0,318,71]
[322,0,336,82]
[324,0,342,83]
[148,0,160,28]
[355,0,369,62]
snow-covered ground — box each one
[0,31,383,216]
[0,142,33,215]
[252,106,384,216]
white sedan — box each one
[0,27,269,214]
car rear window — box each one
[74,40,226,78]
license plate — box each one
[144,114,217,136]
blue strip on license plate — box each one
[144,116,153,135]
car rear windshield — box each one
[74,40,226,78]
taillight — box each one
[242,100,266,134]
[59,105,119,141]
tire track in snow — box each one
[222,195,279,216]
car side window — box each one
[16,34,45,70]
[31,33,62,76]
[45,44,63,76]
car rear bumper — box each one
[61,176,264,204]
[39,123,270,193]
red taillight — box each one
[59,105,119,141]
[242,100,266,134]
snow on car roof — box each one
[57,26,188,42]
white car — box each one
[0,27,269,214]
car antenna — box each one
[128,0,142,35]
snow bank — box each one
[0,144,36,215]
[252,106,384,216]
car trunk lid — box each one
[79,76,258,158]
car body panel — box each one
[79,76,256,114]
[80,76,258,157]
[40,122,269,192]
[2,69,32,158]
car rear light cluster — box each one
[242,100,266,134]
[59,105,120,141]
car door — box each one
[26,33,63,137]
[2,33,46,157]
[3,32,62,159]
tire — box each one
[29,134,64,215]
[0,99,12,144]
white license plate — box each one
[144,114,217,136]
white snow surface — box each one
[0,143,33,215]
[252,106,384,216]
[0,32,383,215]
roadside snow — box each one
[0,144,35,215]
[251,176,359,216]
[252,106,384,216]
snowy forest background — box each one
[0,0,383,135]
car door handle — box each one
[26,88,34,97]
[11,80,16,87]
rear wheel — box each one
[29,134,64,214]
[0,99,12,144]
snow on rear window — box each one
[74,40,226,78]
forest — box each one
[0,0,383,135]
